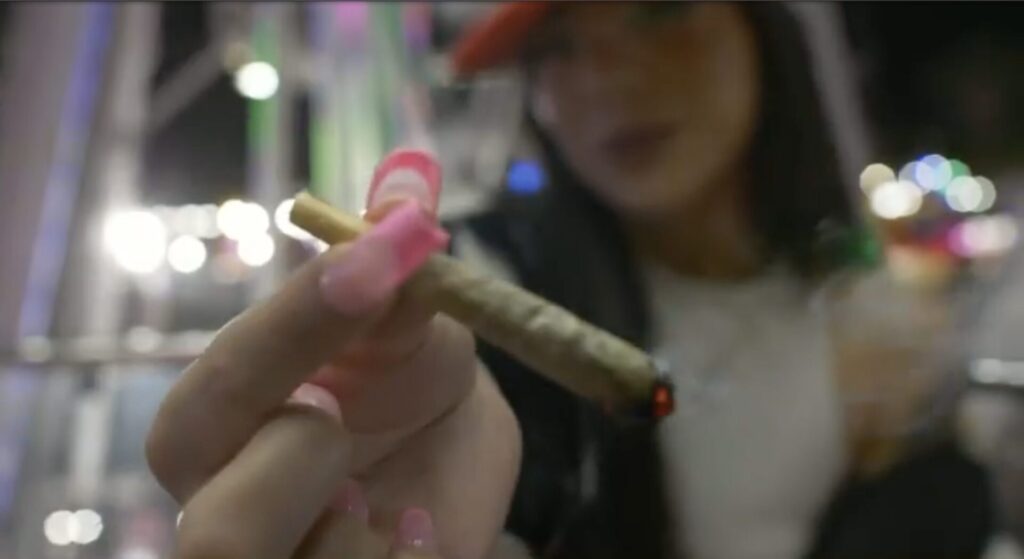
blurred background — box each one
[1,2,1024,558]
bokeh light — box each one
[869,180,923,220]
[948,158,971,179]
[918,154,952,190]
[166,235,207,274]
[233,61,279,100]
[44,510,74,546]
[104,210,168,274]
[974,176,997,212]
[949,214,1019,257]
[274,199,312,241]
[911,160,938,190]
[945,176,984,212]
[171,204,218,238]
[858,163,896,193]
[237,233,275,267]
[506,160,546,195]
[898,161,920,185]
[71,509,103,545]
[217,199,269,241]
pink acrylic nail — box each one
[366,201,449,286]
[319,234,398,316]
[331,479,369,522]
[394,508,436,552]
[367,149,442,213]
[320,201,448,315]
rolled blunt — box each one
[291,192,674,419]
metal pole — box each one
[0,4,113,555]
[10,6,163,559]
[248,3,296,298]
[57,16,168,535]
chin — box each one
[595,167,705,218]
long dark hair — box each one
[490,3,863,557]
[511,3,860,336]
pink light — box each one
[948,215,1019,258]
[402,3,433,51]
[333,3,369,42]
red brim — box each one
[450,2,554,77]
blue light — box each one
[506,160,546,195]
[917,153,952,191]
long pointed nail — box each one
[394,508,436,552]
[332,479,369,522]
[367,150,442,214]
[320,201,448,315]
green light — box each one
[948,159,971,180]
[248,14,278,159]
[854,232,884,267]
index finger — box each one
[148,202,446,499]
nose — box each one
[571,33,646,98]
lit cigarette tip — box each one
[652,381,675,419]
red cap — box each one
[450,2,554,77]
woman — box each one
[448,3,993,557]
[147,2,994,558]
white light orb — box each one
[274,199,312,241]
[237,233,275,267]
[103,210,167,274]
[71,508,103,545]
[216,199,269,241]
[945,176,984,213]
[869,180,923,220]
[859,163,896,194]
[43,510,74,546]
[234,61,280,100]
[167,235,207,274]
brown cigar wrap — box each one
[291,192,674,419]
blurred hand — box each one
[146,165,521,559]
[827,267,957,475]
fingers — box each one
[315,313,477,439]
[296,506,443,559]
[176,385,352,559]
[360,372,521,559]
[296,481,387,559]
[389,509,442,556]
[297,514,385,559]
[388,508,441,559]
[388,549,446,559]
[150,205,443,499]
[353,148,447,364]
[151,150,488,559]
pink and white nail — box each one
[331,479,370,521]
[368,149,443,214]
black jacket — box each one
[450,208,994,559]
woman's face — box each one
[529,3,761,217]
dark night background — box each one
[113,2,1024,209]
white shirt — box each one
[645,264,847,559]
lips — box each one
[600,123,678,168]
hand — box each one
[827,268,956,475]
[146,159,522,559]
